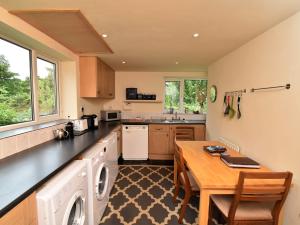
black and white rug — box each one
[99,165,199,225]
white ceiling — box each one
[1,0,300,71]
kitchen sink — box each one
[161,119,190,123]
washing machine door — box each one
[62,190,86,225]
[95,163,109,200]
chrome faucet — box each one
[172,112,180,121]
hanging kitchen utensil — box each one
[224,95,230,115]
[237,96,241,119]
[229,95,236,119]
[223,95,227,115]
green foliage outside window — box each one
[164,79,207,113]
[0,55,32,126]
[37,58,57,116]
[164,81,180,110]
[0,54,58,126]
[184,80,208,113]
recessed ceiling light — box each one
[122,60,127,64]
[102,33,108,38]
[193,33,199,38]
[175,61,179,65]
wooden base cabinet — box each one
[148,124,205,160]
[0,193,37,225]
[149,125,170,159]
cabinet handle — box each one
[109,93,113,96]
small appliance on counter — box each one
[81,114,98,129]
[126,88,137,99]
[73,119,88,135]
[53,128,69,140]
[101,110,121,121]
[65,121,74,138]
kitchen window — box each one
[164,78,208,114]
[37,58,58,116]
[0,37,59,129]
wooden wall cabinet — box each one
[80,56,115,98]
[0,193,37,225]
[149,124,205,160]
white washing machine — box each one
[82,142,110,225]
[36,160,88,225]
[100,132,119,194]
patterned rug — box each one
[99,165,199,225]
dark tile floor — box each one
[99,165,199,225]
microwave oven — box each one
[101,110,121,121]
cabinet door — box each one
[149,130,169,155]
[149,125,169,159]
[79,57,98,97]
[194,125,206,140]
[0,193,37,225]
[105,63,115,98]
[98,61,115,99]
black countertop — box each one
[0,121,120,218]
[121,119,206,125]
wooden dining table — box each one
[175,140,282,225]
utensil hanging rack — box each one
[225,89,246,96]
[250,83,291,92]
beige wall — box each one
[207,12,300,225]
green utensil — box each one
[229,95,236,119]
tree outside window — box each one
[0,38,59,128]
[164,78,207,114]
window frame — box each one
[36,55,60,121]
[163,77,208,114]
[0,36,60,131]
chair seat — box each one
[179,171,199,191]
[211,195,274,221]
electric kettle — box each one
[53,129,69,140]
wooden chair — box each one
[173,145,199,223]
[173,127,195,184]
[209,171,293,225]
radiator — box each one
[218,137,240,152]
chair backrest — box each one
[175,127,194,141]
[174,145,192,191]
[228,171,293,224]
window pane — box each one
[37,58,57,116]
[164,81,180,111]
[0,38,33,126]
[184,80,208,113]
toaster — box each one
[73,119,88,132]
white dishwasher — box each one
[122,125,148,160]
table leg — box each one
[199,190,210,225]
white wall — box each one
[207,12,300,225]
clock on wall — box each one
[209,85,217,103]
